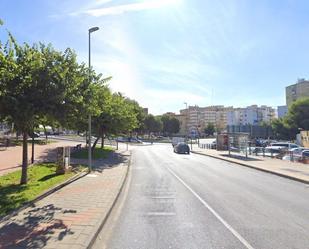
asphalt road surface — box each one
[93,144,309,249]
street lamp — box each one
[88,26,99,172]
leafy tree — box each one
[144,114,162,135]
[272,98,309,140]
[285,98,309,130]
[0,32,100,184]
[204,123,215,137]
[161,115,180,135]
[91,92,140,149]
[125,98,146,135]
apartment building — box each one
[179,105,233,135]
[277,105,288,118]
[227,105,275,126]
[286,78,309,107]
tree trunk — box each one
[20,132,28,185]
[92,136,100,152]
[101,131,104,149]
[101,133,104,149]
[43,125,48,143]
[31,134,34,164]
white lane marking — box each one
[165,166,255,249]
[146,212,176,216]
[151,196,175,199]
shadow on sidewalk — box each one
[0,204,75,249]
[92,151,130,173]
[35,147,59,163]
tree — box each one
[272,98,309,140]
[0,32,99,184]
[144,114,162,135]
[91,92,141,149]
[285,98,309,131]
[204,123,215,137]
[125,98,146,135]
[161,115,180,136]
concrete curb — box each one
[87,150,132,249]
[191,151,309,185]
[0,167,89,222]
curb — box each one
[87,150,132,249]
[191,151,309,185]
[0,167,89,222]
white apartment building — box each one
[180,105,233,134]
[277,105,288,118]
[227,105,275,126]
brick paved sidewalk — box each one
[0,150,130,249]
[0,140,85,176]
[192,144,309,184]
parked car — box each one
[28,132,40,138]
[268,142,299,150]
[282,148,308,161]
[174,142,190,154]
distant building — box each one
[286,78,309,107]
[179,105,233,135]
[277,105,288,118]
[227,105,275,126]
[143,108,148,115]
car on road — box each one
[172,137,185,147]
[174,142,190,154]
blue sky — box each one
[1,0,309,114]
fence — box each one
[199,138,309,164]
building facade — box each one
[227,105,275,126]
[179,105,233,135]
[277,105,288,118]
[286,78,309,107]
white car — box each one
[283,148,309,161]
[269,142,299,150]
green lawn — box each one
[9,139,55,146]
[71,146,114,159]
[0,164,82,217]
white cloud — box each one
[80,0,180,17]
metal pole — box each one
[88,31,92,172]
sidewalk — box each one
[0,140,85,176]
[192,144,309,184]
[0,150,130,249]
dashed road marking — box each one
[165,165,255,249]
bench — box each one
[74,144,82,151]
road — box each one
[93,144,309,249]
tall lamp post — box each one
[88,26,99,172]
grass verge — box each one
[10,139,56,146]
[0,163,83,217]
[71,146,114,160]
